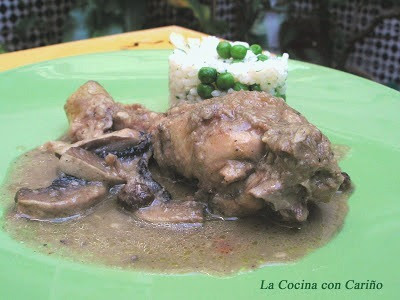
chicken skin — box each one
[62,82,348,222]
[153,91,345,221]
[65,80,161,142]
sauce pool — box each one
[0,147,350,275]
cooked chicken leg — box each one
[153,91,345,221]
[61,81,348,222]
[65,81,161,141]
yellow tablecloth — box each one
[0,26,206,72]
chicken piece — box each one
[65,80,116,142]
[153,91,345,222]
[63,82,349,223]
[113,103,162,134]
[64,81,162,142]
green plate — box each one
[0,50,399,300]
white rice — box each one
[168,32,289,105]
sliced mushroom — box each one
[117,180,155,210]
[42,129,145,157]
[116,152,171,209]
[76,128,144,154]
[35,128,171,218]
[15,175,107,221]
[59,147,124,184]
[135,201,204,224]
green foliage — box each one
[185,0,226,34]
[62,0,264,43]
[63,0,147,41]
[0,44,6,54]
[387,82,400,91]
[167,0,227,34]
[236,0,271,47]
[63,0,227,40]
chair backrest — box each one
[0,0,73,52]
[291,0,400,86]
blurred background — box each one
[0,0,399,90]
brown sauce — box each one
[0,147,350,275]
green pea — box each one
[233,82,249,91]
[217,41,232,59]
[257,54,269,61]
[232,59,244,63]
[250,44,262,55]
[198,67,217,84]
[197,83,214,99]
[230,45,247,59]
[250,84,262,91]
[216,72,235,90]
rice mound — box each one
[168,33,289,105]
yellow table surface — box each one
[0,26,206,72]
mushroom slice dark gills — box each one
[15,175,107,221]
[43,128,146,157]
[36,128,171,219]
[59,147,124,184]
[112,135,171,210]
